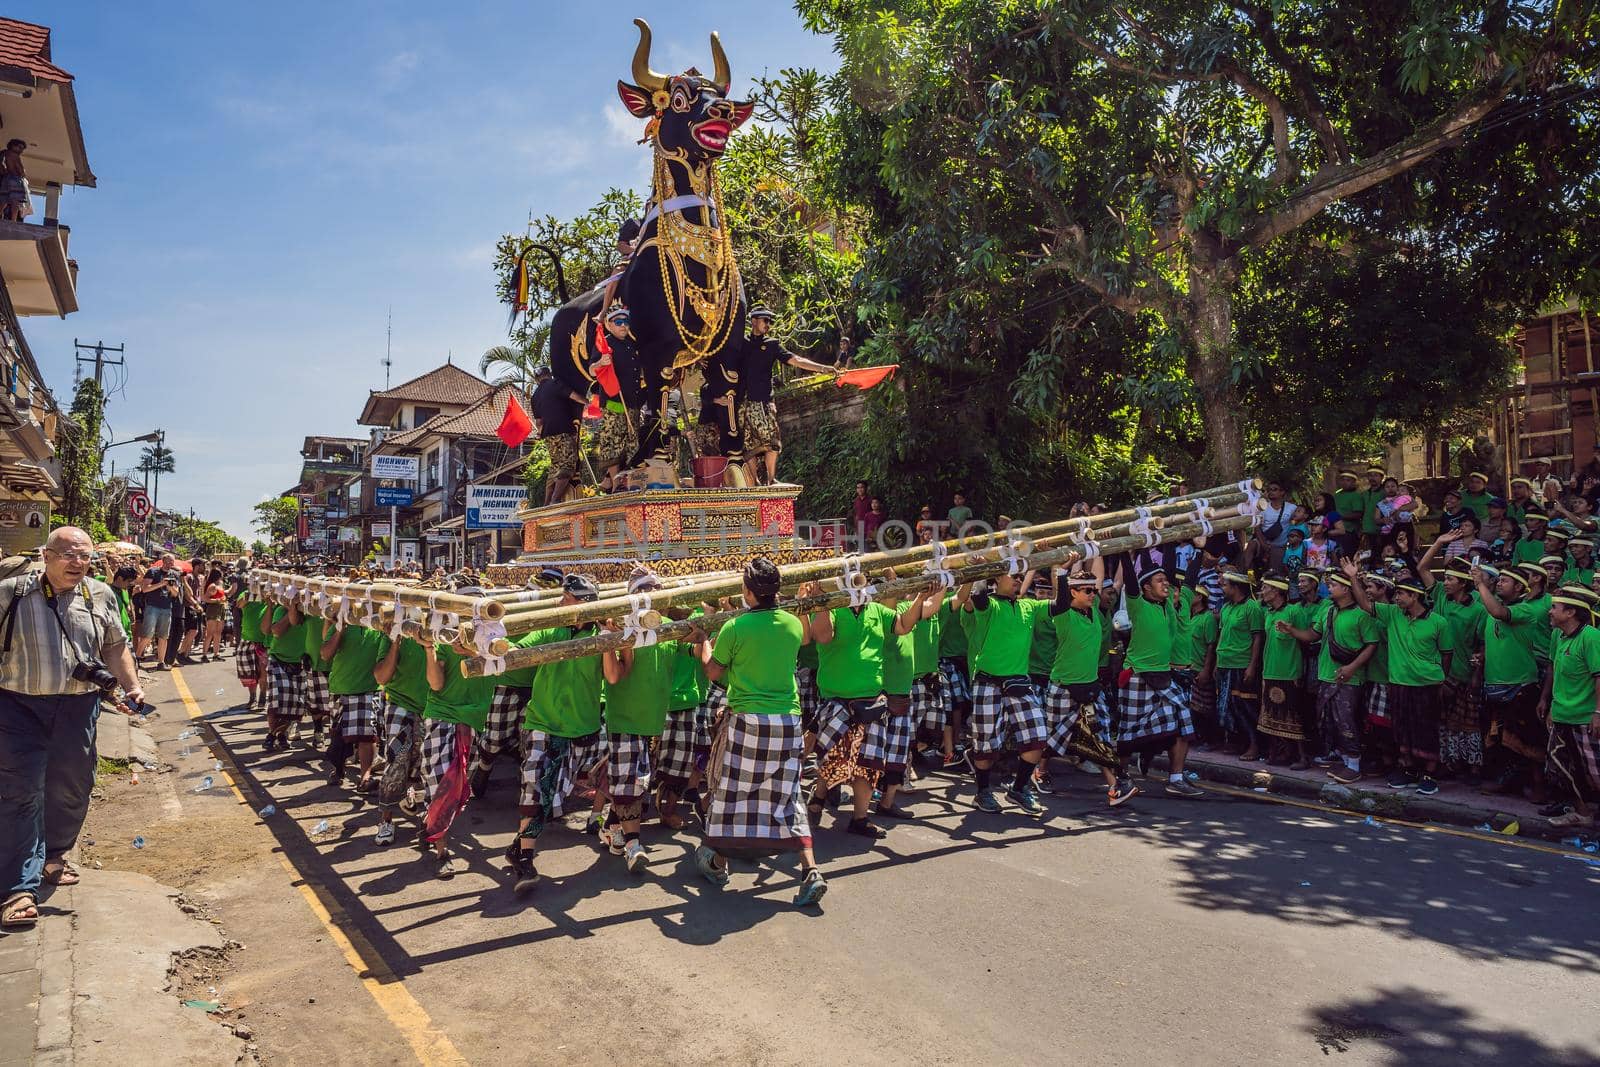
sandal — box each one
[42,860,79,886]
[1,892,38,928]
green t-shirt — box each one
[882,603,919,696]
[960,604,989,676]
[239,600,266,644]
[1333,489,1368,531]
[383,638,430,713]
[797,640,818,671]
[1261,603,1309,681]
[936,597,968,659]
[1528,594,1553,662]
[1513,538,1546,565]
[1028,600,1058,678]
[603,642,674,736]
[1215,599,1265,670]
[1430,589,1485,683]
[1459,489,1493,521]
[115,587,133,637]
[422,644,494,729]
[816,602,895,699]
[327,624,391,696]
[1480,597,1549,686]
[1562,564,1596,589]
[711,608,804,716]
[1372,602,1452,687]
[1124,593,1175,675]
[517,626,603,738]
[1098,606,1115,667]
[266,607,309,664]
[668,636,709,712]
[1361,486,1384,534]
[910,613,942,679]
[969,597,1046,677]
[1312,603,1380,686]
[1549,625,1600,725]
[1167,588,1195,669]
[306,619,334,672]
[1049,604,1102,686]
[1189,610,1219,670]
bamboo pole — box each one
[488,499,1250,637]
[249,575,514,657]
[460,511,1258,676]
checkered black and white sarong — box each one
[969,675,1049,755]
[813,696,855,755]
[704,680,729,719]
[1116,672,1195,753]
[656,704,712,791]
[517,729,604,817]
[305,669,334,722]
[938,657,972,706]
[235,641,266,685]
[860,695,915,772]
[420,716,475,803]
[473,685,529,772]
[703,711,812,854]
[336,692,380,741]
[265,658,305,723]
[912,673,947,732]
[379,699,420,808]
[1043,681,1121,770]
[606,731,653,801]
[796,667,820,732]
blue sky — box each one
[16,1,839,541]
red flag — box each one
[295,500,309,541]
[497,393,534,448]
[583,395,602,420]
[834,364,898,390]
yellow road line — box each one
[1199,778,1583,859]
[171,669,469,1066]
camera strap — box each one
[40,579,102,672]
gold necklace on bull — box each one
[650,146,739,366]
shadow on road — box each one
[1304,985,1600,1064]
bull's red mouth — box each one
[693,120,731,151]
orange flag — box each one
[497,393,534,448]
[834,364,898,390]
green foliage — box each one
[252,497,300,540]
[137,443,175,477]
[166,516,245,558]
[479,341,542,390]
[58,379,104,528]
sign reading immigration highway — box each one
[465,485,525,529]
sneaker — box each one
[1548,808,1587,828]
[1387,772,1419,790]
[694,845,730,887]
[288,723,302,743]
[1312,755,1341,767]
[1007,784,1045,816]
[311,730,326,750]
[1327,765,1365,785]
[942,753,965,772]
[1107,779,1139,806]
[1077,760,1102,776]
[1164,778,1205,799]
[513,857,540,895]
[325,767,343,788]
[624,839,648,874]
[374,821,395,846]
[794,867,828,907]
[584,811,603,836]
[1032,770,1056,794]
[262,734,278,753]
[435,854,457,880]
[974,789,1002,813]
[606,827,625,856]
[803,754,819,776]
[1415,776,1439,797]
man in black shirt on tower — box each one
[736,306,834,485]
[529,365,584,505]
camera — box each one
[71,658,120,694]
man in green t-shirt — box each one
[935,594,972,767]
[1332,470,1368,558]
[1041,557,1137,807]
[507,573,607,894]
[952,569,1054,815]
[696,559,827,908]
[859,584,943,818]
[1258,576,1312,768]
[263,600,310,751]
[420,633,497,879]
[808,578,923,834]
[1513,507,1548,565]
[1360,466,1387,550]
[908,595,948,767]
[1212,571,1265,760]
[1473,564,1550,800]
[1117,561,1204,797]
[234,591,269,709]
[1348,562,1453,795]
[1284,568,1377,782]
[319,619,391,791]
[1564,536,1596,588]
[1539,590,1600,827]
[372,635,431,847]
[656,606,714,830]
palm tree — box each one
[479,336,545,393]
[137,442,175,514]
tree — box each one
[252,497,299,541]
[167,515,245,558]
[57,379,105,528]
[137,441,175,513]
[803,0,1600,479]
[479,341,543,393]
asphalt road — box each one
[144,659,1600,1066]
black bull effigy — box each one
[536,19,754,470]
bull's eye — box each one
[671,86,690,112]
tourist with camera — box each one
[0,526,145,929]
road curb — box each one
[1184,755,1572,843]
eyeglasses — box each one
[46,549,94,562]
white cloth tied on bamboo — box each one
[388,594,407,641]
[480,653,507,677]
[922,539,957,589]
[848,581,878,608]
[471,616,507,656]
[622,593,660,648]
[1000,529,1029,574]
[1077,540,1102,560]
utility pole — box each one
[73,339,125,390]
[383,307,392,389]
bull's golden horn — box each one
[710,31,731,92]
[631,18,669,92]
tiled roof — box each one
[368,363,490,406]
[0,19,73,84]
[385,384,531,447]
